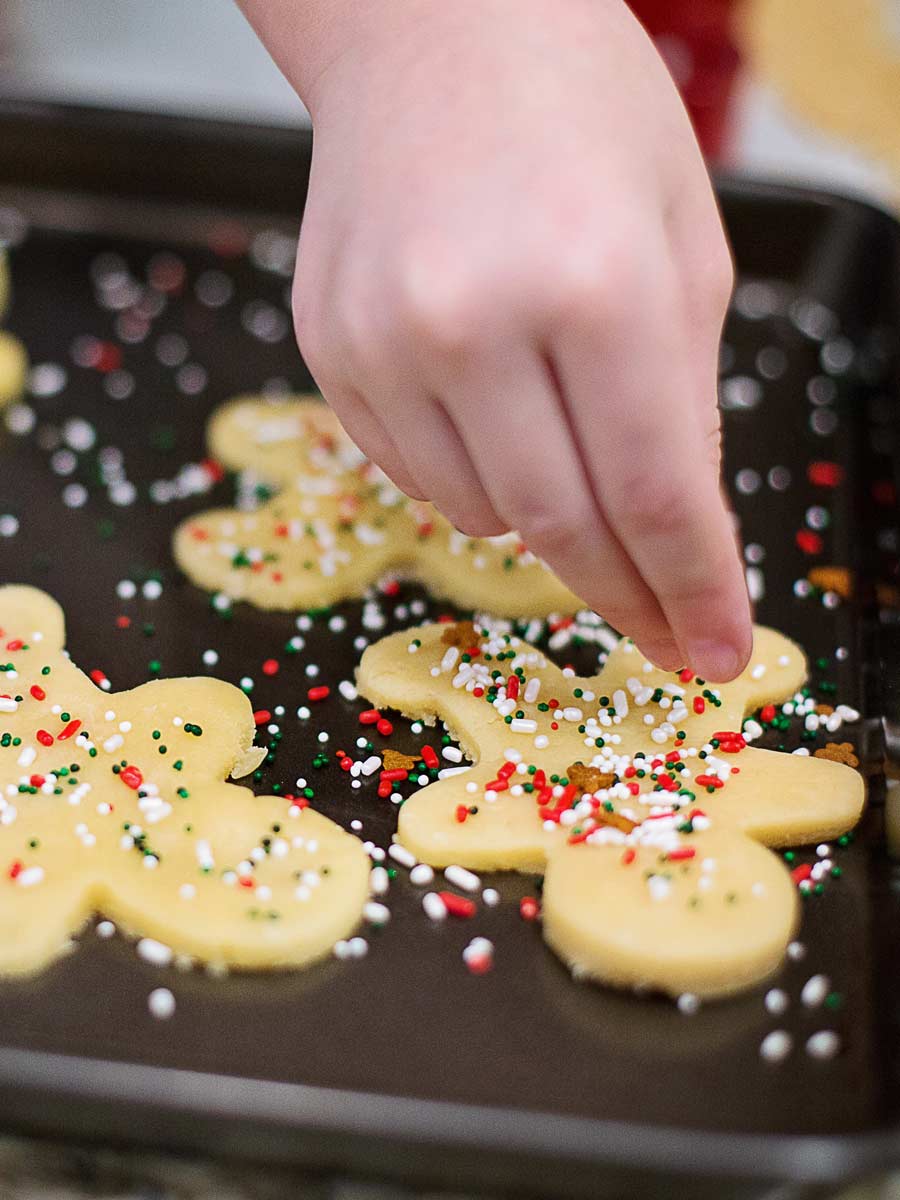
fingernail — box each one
[638,639,682,672]
[685,639,742,682]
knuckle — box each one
[503,494,595,561]
[612,475,696,542]
[293,305,328,380]
[698,242,735,316]
[396,248,483,356]
[549,240,650,328]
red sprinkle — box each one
[667,847,696,862]
[760,704,776,723]
[465,953,493,976]
[380,769,408,782]
[455,804,469,824]
[421,745,439,769]
[359,709,381,725]
[262,658,279,677]
[807,461,844,488]
[621,848,637,865]
[693,696,705,715]
[6,639,23,652]
[497,761,517,780]
[36,730,54,747]
[57,719,82,741]
[439,892,476,918]
[29,685,46,701]
[484,778,509,793]
[506,676,519,701]
[239,876,255,889]
[307,686,330,702]
[695,774,724,789]
[7,860,22,880]
[519,896,540,921]
[796,529,823,555]
[376,718,393,737]
[119,765,143,790]
[253,710,272,726]
[29,775,45,788]
[679,668,694,683]
[791,863,813,885]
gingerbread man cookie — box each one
[357,620,864,998]
[173,395,579,617]
[0,586,369,976]
[0,251,27,409]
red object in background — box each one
[627,0,743,161]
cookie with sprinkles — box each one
[173,395,579,617]
[0,250,28,408]
[356,620,864,998]
[0,586,369,975]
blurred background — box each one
[0,0,896,212]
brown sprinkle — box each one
[814,741,859,768]
[597,810,639,834]
[567,761,617,793]
[440,620,479,648]
[382,749,419,772]
[814,703,835,716]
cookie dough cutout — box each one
[0,252,28,408]
[543,829,799,999]
[357,620,864,997]
[0,585,369,976]
[173,395,580,617]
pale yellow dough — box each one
[0,586,369,976]
[173,395,579,617]
[357,621,865,998]
[0,251,28,408]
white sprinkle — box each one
[338,680,358,701]
[647,875,672,902]
[347,936,368,958]
[765,988,789,1015]
[444,865,481,893]
[409,863,434,886]
[148,987,176,1020]
[483,888,500,906]
[524,678,541,704]
[370,866,389,895]
[677,993,700,1015]
[116,580,137,600]
[422,891,447,921]
[788,942,807,962]
[760,1030,793,1063]
[96,920,116,939]
[16,866,44,888]
[510,718,538,734]
[388,843,416,869]
[750,664,766,680]
[360,755,382,776]
[800,974,830,1008]
[442,745,463,763]
[806,1030,841,1060]
[179,884,196,900]
[137,938,174,966]
[365,900,391,926]
[441,646,460,672]
[0,697,18,714]
[613,689,628,718]
[202,650,219,667]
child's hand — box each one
[240,0,751,680]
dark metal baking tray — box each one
[0,99,898,1200]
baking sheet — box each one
[0,104,898,1198]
